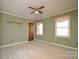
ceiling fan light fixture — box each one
[35,11,39,14]
[29,6,44,14]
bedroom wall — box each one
[35,9,78,48]
[0,13,2,45]
[0,12,29,46]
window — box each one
[36,22,43,35]
[55,15,70,37]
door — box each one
[28,23,34,41]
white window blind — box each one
[36,22,43,35]
[55,15,70,37]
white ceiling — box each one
[0,0,77,20]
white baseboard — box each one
[36,39,77,50]
[0,41,28,48]
[0,40,77,51]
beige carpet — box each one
[0,40,77,59]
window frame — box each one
[55,16,70,38]
[36,22,43,35]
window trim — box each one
[36,22,43,35]
[55,16,70,38]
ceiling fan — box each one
[29,6,45,14]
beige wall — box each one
[0,13,29,46]
[0,13,2,45]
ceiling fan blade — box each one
[29,7,35,10]
[31,11,35,14]
[38,6,45,9]
[38,11,43,14]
